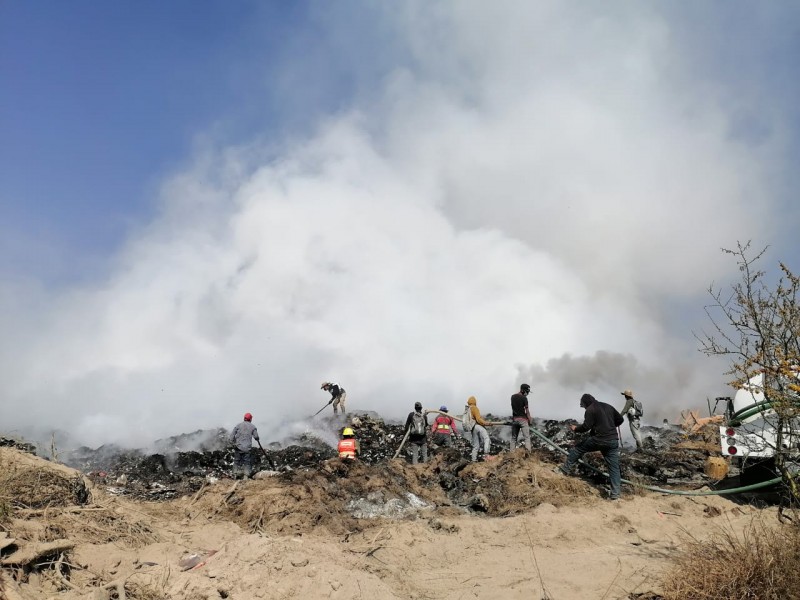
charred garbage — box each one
[43,411,724,505]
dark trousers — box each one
[234,449,253,477]
[432,433,452,447]
[563,437,621,498]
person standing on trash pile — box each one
[510,384,532,451]
[321,382,347,415]
[230,412,260,478]
[464,396,491,462]
[404,402,429,464]
[431,406,459,447]
[557,393,624,500]
[620,389,644,452]
[338,427,360,460]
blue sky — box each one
[3,2,799,284]
[0,2,401,281]
[2,2,800,444]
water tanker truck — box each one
[720,372,800,483]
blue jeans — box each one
[563,437,621,499]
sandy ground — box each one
[0,447,775,600]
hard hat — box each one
[439,405,448,412]
[342,427,354,437]
[414,402,422,411]
[244,412,252,421]
[521,383,531,393]
[621,389,634,398]
[321,382,330,389]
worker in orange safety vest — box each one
[337,427,360,460]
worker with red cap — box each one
[230,412,260,478]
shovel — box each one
[313,398,334,417]
[256,439,274,469]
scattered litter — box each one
[346,491,431,519]
[179,550,218,571]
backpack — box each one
[462,404,475,432]
[633,400,643,418]
[411,412,426,436]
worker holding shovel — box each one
[320,382,347,416]
[230,412,260,479]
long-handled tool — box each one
[313,398,334,417]
[256,439,275,469]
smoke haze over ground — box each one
[2,2,799,446]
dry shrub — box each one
[0,497,10,524]
[535,469,593,501]
[10,507,159,547]
[660,518,800,600]
[56,510,160,548]
[624,473,649,497]
[123,581,169,600]
[0,462,86,510]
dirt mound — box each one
[184,449,596,539]
[0,438,783,600]
[0,448,89,511]
[0,447,164,599]
[440,449,593,515]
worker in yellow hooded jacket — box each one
[465,396,491,462]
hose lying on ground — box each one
[528,425,782,496]
[393,414,780,494]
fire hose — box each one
[391,413,781,494]
[393,409,507,459]
[728,401,774,426]
[528,425,783,496]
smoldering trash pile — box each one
[0,411,758,600]
[18,412,722,507]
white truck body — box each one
[720,373,800,462]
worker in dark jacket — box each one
[557,393,624,500]
[510,383,532,451]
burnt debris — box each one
[46,412,720,501]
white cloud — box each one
[1,2,790,446]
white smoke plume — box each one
[1,2,792,447]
